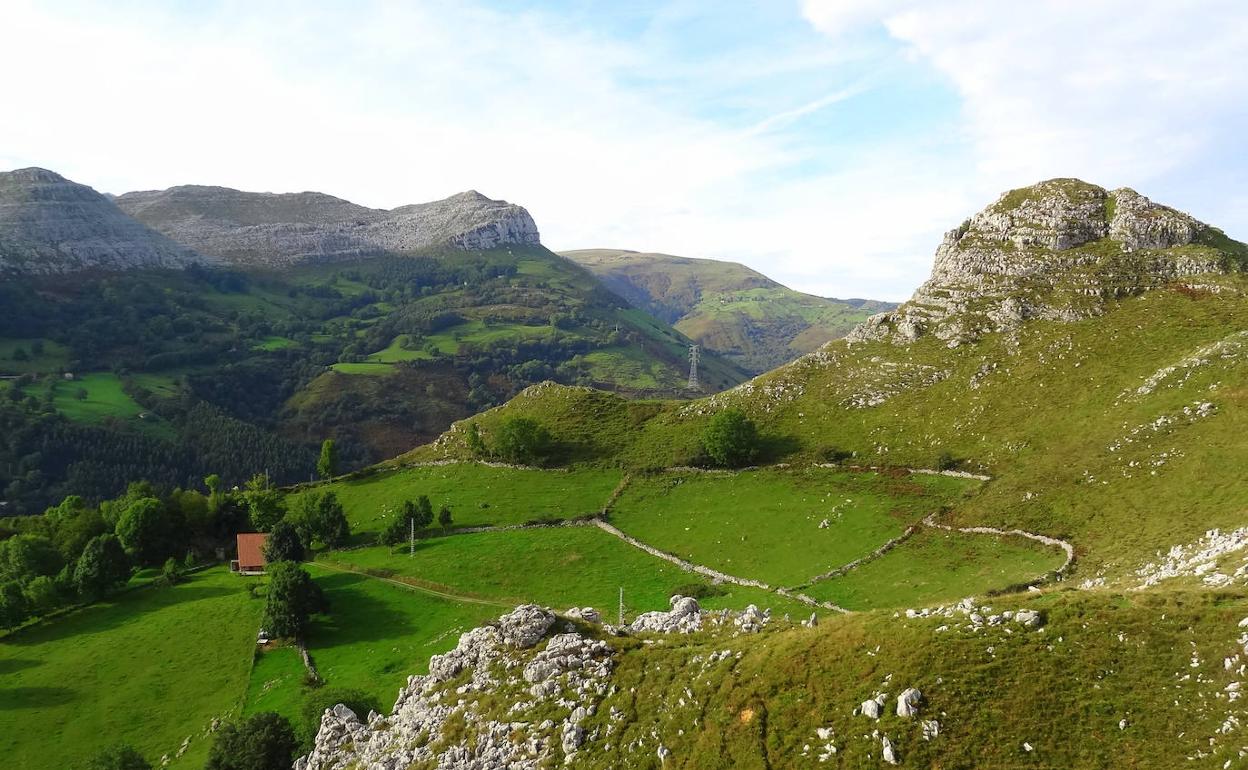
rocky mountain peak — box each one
[850,178,1240,347]
[0,167,213,276]
[116,185,540,267]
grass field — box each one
[20,372,149,424]
[325,526,811,617]
[0,567,262,770]
[330,362,398,376]
[801,528,1068,610]
[254,335,298,351]
[296,463,622,536]
[609,469,976,587]
[0,337,70,375]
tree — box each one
[76,744,152,770]
[115,497,177,566]
[0,580,29,629]
[465,422,486,457]
[264,521,305,563]
[0,533,64,583]
[11,346,28,362]
[159,557,184,586]
[23,574,60,613]
[412,496,434,529]
[701,409,759,468]
[262,561,327,639]
[438,505,453,529]
[204,712,299,770]
[494,417,552,465]
[73,534,130,599]
[244,475,286,532]
[316,439,339,479]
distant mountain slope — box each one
[0,169,750,512]
[562,248,895,373]
[117,185,540,267]
[0,168,211,275]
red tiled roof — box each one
[237,533,268,568]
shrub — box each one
[205,712,298,770]
[670,582,728,601]
[494,417,552,465]
[701,409,759,468]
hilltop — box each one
[563,248,894,373]
[0,168,211,275]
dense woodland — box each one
[0,250,728,514]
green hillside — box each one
[563,248,894,373]
[0,246,747,513]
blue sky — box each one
[1,0,1244,300]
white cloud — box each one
[803,0,1248,230]
[2,1,1241,303]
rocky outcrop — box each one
[847,179,1239,347]
[0,168,213,275]
[116,185,540,267]
[296,599,778,770]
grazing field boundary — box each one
[790,524,922,590]
[922,513,1076,577]
[591,519,849,613]
[311,560,514,608]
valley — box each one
[2,176,1247,769]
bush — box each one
[297,687,382,747]
[159,557,184,586]
[205,712,298,770]
[494,417,553,465]
[936,450,960,471]
[670,582,728,601]
[701,409,759,468]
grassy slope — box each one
[564,587,1248,769]
[419,277,1248,580]
[0,567,262,770]
[562,249,891,373]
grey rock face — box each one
[0,168,213,275]
[846,178,1234,348]
[116,185,540,267]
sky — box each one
[1,0,1245,301]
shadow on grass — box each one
[0,685,76,709]
[306,572,416,646]
[0,658,42,674]
[1,582,236,648]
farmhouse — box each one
[231,532,269,575]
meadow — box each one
[0,567,262,770]
[322,526,812,617]
[801,528,1067,610]
[608,468,976,586]
[299,463,622,536]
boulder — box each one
[1015,609,1043,629]
[499,605,558,648]
[896,688,922,718]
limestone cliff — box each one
[848,179,1244,347]
[0,168,212,275]
[116,185,541,267]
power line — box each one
[687,344,700,390]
